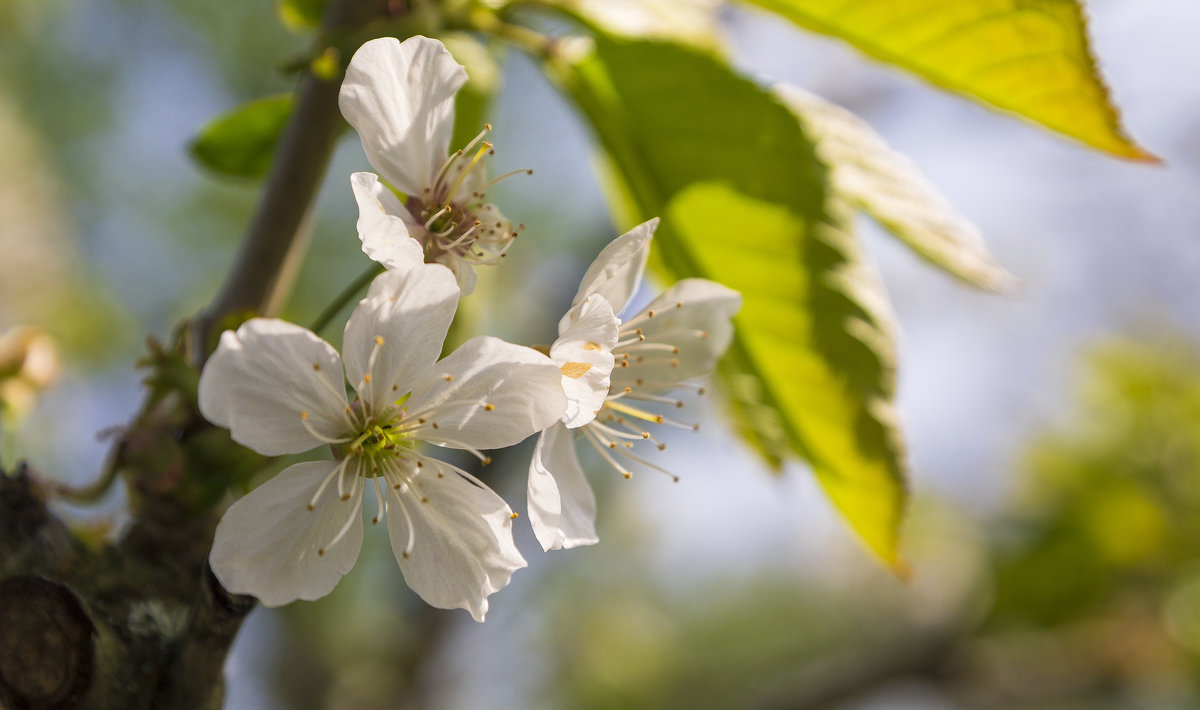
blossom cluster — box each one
[198,37,740,620]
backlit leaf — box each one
[561,37,908,564]
[780,85,1013,291]
[742,0,1154,160]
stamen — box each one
[298,411,352,445]
[431,149,466,193]
[623,356,683,369]
[475,168,533,193]
[604,399,664,424]
[445,145,491,200]
[371,473,386,525]
[582,426,633,479]
[623,391,686,408]
[307,457,351,512]
[322,469,366,553]
[620,309,657,330]
[423,205,451,230]
[379,458,418,558]
[360,331,384,407]
[616,342,681,355]
[438,220,482,250]
[611,442,681,483]
[588,419,649,441]
[615,333,647,348]
[614,417,664,447]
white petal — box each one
[611,278,741,393]
[405,336,567,451]
[527,423,599,551]
[343,266,460,413]
[210,460,365,606]
[198,319,349,456]
[433,252,478,296]
[564,218,657,325]
[339,36,466,195]
[351,172,425,270]
[551,294,618,428]
[385,457,525,622]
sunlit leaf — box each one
[742,0,1154,160]
[188,94,293,180]
[780,85,1013,291]
[532,0,722,45]
[562,37,908,564]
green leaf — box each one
[188,94,293,180]
[276,0,325,32]
[779,85,1014,291]
[741,0,1154,160]
[562,37,908,565]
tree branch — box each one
[195,0,395,360]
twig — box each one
[195,0,396,362]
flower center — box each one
[410,124,530,267]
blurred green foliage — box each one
[524,336,1200,710]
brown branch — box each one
[195,0,396,360]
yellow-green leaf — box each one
[742,0,1154,160]
[561,37,909,565]
[779,85,1014,291]
[668,184,908,564]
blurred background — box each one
[2,0,1200,707]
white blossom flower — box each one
[340,36,528,294]
[198,262,566,620]
[527,219,742,550]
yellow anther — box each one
[300,411,309,419]
[484,403,495,411]
[312,363,321,371]
[374,335,385,346]
[363,374,372,383]
[317,548,325,556]
[444,374,455,382]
